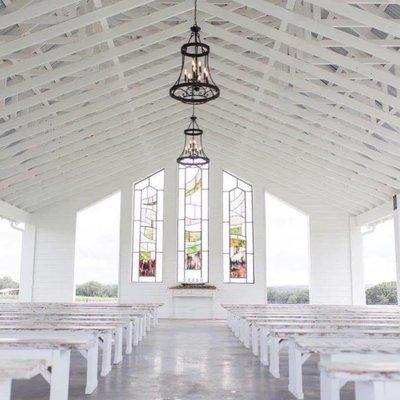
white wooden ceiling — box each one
[0,0,400,216]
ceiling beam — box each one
[307,0,400,38]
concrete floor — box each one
[12,319,354,400]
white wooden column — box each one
[209,161,223,317]
[252,184,267,302]
[163,160,179,310]
[349,216,366,305]
[393,195,400,305]
[118,182,133,300]
[31,207,76,302]
[19,222,36,302]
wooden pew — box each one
[295,337,400,400]
[222,304,400,399]
[0,337,96,399]
[0,359,47,400]
[319,360,400,400]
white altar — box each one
[170,289,216,319]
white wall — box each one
[309,213,364,305]
[30,207,76,302]
[20,159,365,310]
[119,160,267,318]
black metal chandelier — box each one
[177,113,209,166]
[170,0,219,105]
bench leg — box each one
[269,337,281,378]
[140,317,145,340]
[234,317,240,337]
[146,314,151,332]
[239,320,245,343]
[100,333,112,377]
[259,328,269,366]
[126,322,133,354]
[288,340,304,399]
[153,309,159,326]
[382,382,400,400]
[85,344,99,394]
[243,322,251,349]
[0,379,11,400]
[354,382,381,400]
[133,320,140,346]
[251,325,259,356]
[320,370,340,400]
[50,349,71,400]
[113,327,123,364]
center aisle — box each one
[13,320,353,400]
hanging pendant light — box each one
[177,111,209,166]
[170,0,219,105]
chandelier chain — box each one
[194,0,198,26]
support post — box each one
[349,216,365,305]
[19,223,36,302]
[394,195,400,305]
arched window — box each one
[223,171,254,283]
[132,170,164,283]
[178,165,209,283]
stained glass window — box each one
[223,171,254,283]
[178,165,209,283]
[132,170,164,282]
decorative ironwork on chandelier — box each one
[177,112,209,166]
[170,0,219,104]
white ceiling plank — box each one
[0,0,156,59]
[212,43,400,141]
[200,104,392,201]
[308,0,400,38]
[0,75,177,159]
[8,124,185,204]
[199,109,390,203]
[210,98,399,192]
[205,137,364,214]
[0,0,79,29]
[203,102,395,197]
[0,108,187,197]
[201,2,400,90]
[0,1,193,81]
[239,0,400,66]
[0,98,181,182]
[1,111,187,201]
[356,200,394,225]
[0,23,189,100]
[19,141,181,211]
[24,140,358,215]
[0,199,31,223]
[0,55,178,124]
[200,117,384,207]
[206,28,400,128]
[213,64,400,164]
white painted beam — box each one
[0,1,192,81]
[0,0,156,60]
[0,199,31,223]
[308,0,400,38]
[0,0,79,29]
[201,2,400,90]
[239,0,400,66]
[394,195,400,304]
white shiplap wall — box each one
[309,213,362,304]
[31,207,76,302]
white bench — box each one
[0,359,48,400]
[320,360,400,400]
[292,337,400,400]
[0,337,96,400]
